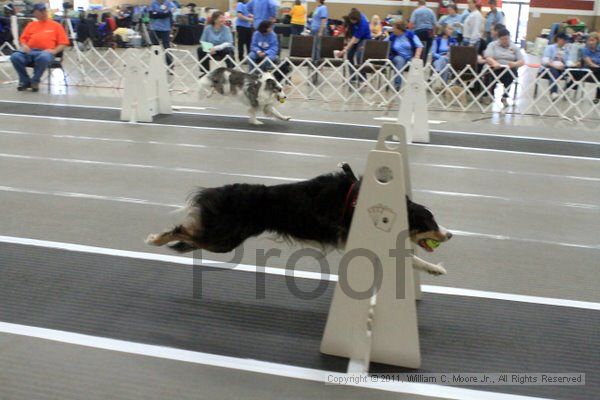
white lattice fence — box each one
[1,44,599,120]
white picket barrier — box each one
[395,59,430,143]
[120,45,172,123]
[321,123,421,371]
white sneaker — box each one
[551,92,559,101]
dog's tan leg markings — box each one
[265,105,291,121]
[145,225,195,247]
[412,255,447,276]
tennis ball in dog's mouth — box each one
[425,239,440,249]
[279,98,286,104]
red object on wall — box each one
[529,0,593,10]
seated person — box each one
[385,21,423,90]
[482,28,524,106]
[249,20,279,71]
[10,3,69,92]
[541,32,570,100]
[431,25,458,83]
[197,11,234,73]
[582,32,600,104]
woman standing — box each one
[462,0,483,47]
[339,9,371,67]
[198,11,235,73]
[236,0,254,60]
[310,0,328,62]
[289,0,306,36]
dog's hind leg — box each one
[412,255,447,276]
[264,105,291,121]
[248,107,263,125]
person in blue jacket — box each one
[431,24,458,83]
[249,20,279,71]
[385,21,423,90]
[246,0,278,29]
[149,0,176,66]
[339,9,371,72]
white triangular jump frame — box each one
[321,123,421,372]
[120,46,172,123]
[397,58,430,143]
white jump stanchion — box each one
[397,58,430,143]
[320,123,421,371]
[10,16,20,50]
[120,46,172,123]
[381,123,423,301]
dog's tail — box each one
[168,241,199,253]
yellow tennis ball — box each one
[279,98,286,104]
[425,239,440,249]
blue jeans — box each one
[10,50,54,86]
[248,52,278,72]
[311,31,321,62]
[433,55,450,82]
[392,55,409,89]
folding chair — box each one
[26,51,67,92]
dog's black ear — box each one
[339,162,358,182]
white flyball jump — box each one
[397,58,430,143]
[120,46,172,123]
[321,123,422,371]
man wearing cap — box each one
[10,3,69,92]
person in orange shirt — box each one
[289,0,306,35]
[10,3,69,92]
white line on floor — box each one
[0,129,330,159]
[0,186,181,208]
[1,111,598,161]
[0,321,554,400]
[412,162,600,182]
[3,128,599,183]
[415,189,600,211]
[0,99,381,128]
[3,99,599,146]
[1,235,598,310]
[410,143,600,162]
[0,112,377,143]
[0,153,304,182]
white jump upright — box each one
[120,46,172,123]
[397,58,430,143]
[320,123,421,371]
[10,15,19,50]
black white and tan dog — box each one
[146,163,451,275]
[199,67,290,125]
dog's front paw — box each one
[145,234,160,246]
[427,263,447,276]
[249,119,264,125]
[282,116,291,121]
